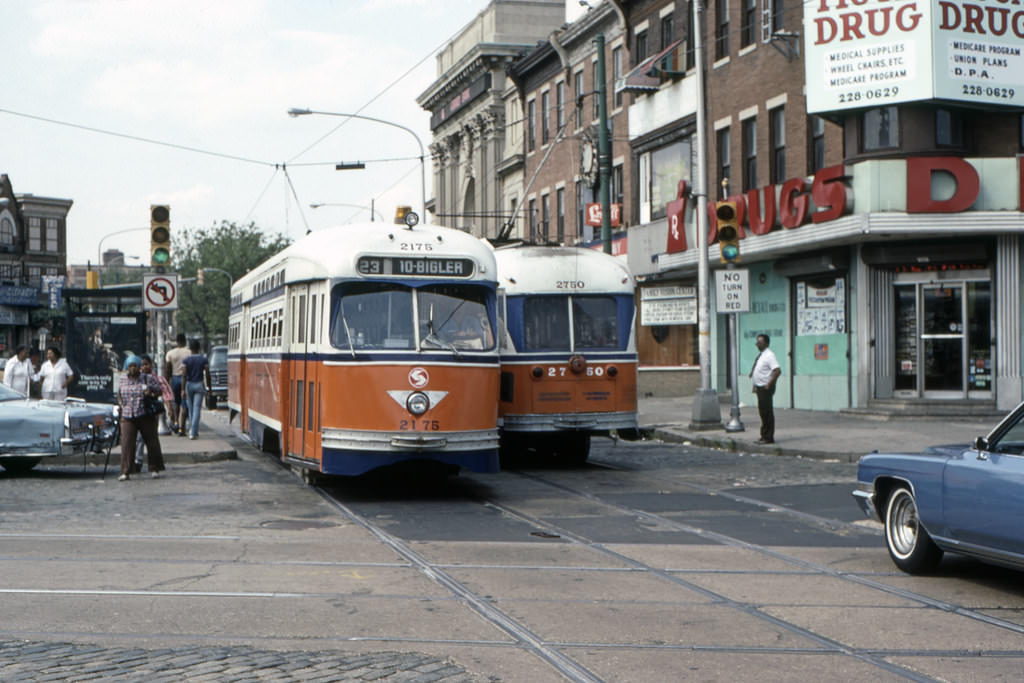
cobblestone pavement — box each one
[0,640,478,682]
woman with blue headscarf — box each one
[116,355,165,481]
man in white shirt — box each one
[35,346,75,400]
[3,345,35,396]
[750,333,781,444]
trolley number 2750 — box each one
[547,366,607,377]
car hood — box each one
[922,443,973,457]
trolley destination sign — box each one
[357,255,475,278]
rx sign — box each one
[714,269,749,313]
[143,274,179,311]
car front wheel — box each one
[884,485,943,574]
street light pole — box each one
[198,266,233,290]
[96,227,148,287]
[288,108,427,223]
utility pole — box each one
[595,33,612,255]
[689,0,723,430]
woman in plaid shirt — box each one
[116,355,166,481]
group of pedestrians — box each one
[2,345,76,399]
[115,335,211,482]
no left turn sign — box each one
[143,274,179,311]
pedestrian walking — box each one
[134,355,174,472]
[182,339,211,440]
[116,355,166,481]
[164,333,190,435]
[34,346,75,400]
[2,345,35,396]
[750,333,782,444]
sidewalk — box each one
[639,394,1002,462]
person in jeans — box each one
[164,333,190,435]
[182,339,211,440]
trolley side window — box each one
[330,282,414,350]
[573,296,620,350]
[418,284,495,351]
[523,296,571,351]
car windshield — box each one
[210,347,227,366]
[0,383,27,401]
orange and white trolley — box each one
[228,215,500,476]
[493,245,637,462]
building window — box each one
[862,106,899,151]
[541,91,550,145]
[28,217,42,251]
[528,198,537,241]
[769,106,786,184]
[46,218,58,253]
[28,265,42,287]
[593,62,600,120]
[635,29,648,62]
[808,116,826,173]
[646,138,694,220]
[715,0,729,60]
[773,0,785,31]
[936,109,964,147]
[556,188,565,242]
[741,0,757,47]
[574,70,584,129]
[1020,114,1024,150]
[0,213,14,248]
[612,46,623,108]
[541,193,550,242]
[742,117,757,191]
[717,127,731,198]
[527,99,536,152]
[661,13,674,50]
[556,82,566,131]
[685,3,696,69]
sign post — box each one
[715,268,750,432]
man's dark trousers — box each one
[755,384,776,443]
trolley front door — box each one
[287,285,311,462]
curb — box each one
[650,426,863,463]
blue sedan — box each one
[853,401,1024,574]
[0,383,119,474]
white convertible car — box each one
[0,383,119,474]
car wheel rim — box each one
[888,490,919,559]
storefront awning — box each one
[616,39,685,94]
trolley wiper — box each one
[420,314,459,356]
[340,310,356,358]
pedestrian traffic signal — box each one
[150,204,171,271]
[716,201,740,264]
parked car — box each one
[853,401,1024,574]
[206,344,228,409]
[0,383,119,474]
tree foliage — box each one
[172,221,291,349]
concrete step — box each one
[840,399,1003,421]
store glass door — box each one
[921,285,963,397]
[893,279,992,399]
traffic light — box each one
[150,204,171,271]
[716,201,740,264]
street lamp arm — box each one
[288,107,427,223]
[97,227,149,268]
[199,266,233,290]
[309,202,385,222]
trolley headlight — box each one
[406,391,430,416]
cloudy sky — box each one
[3,1,583,266]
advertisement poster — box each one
[66,313,146,403]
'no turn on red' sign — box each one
[143,274,179,311]
[715,269,749,314]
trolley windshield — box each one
[330,282,494,352]
[523,295,620,352]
